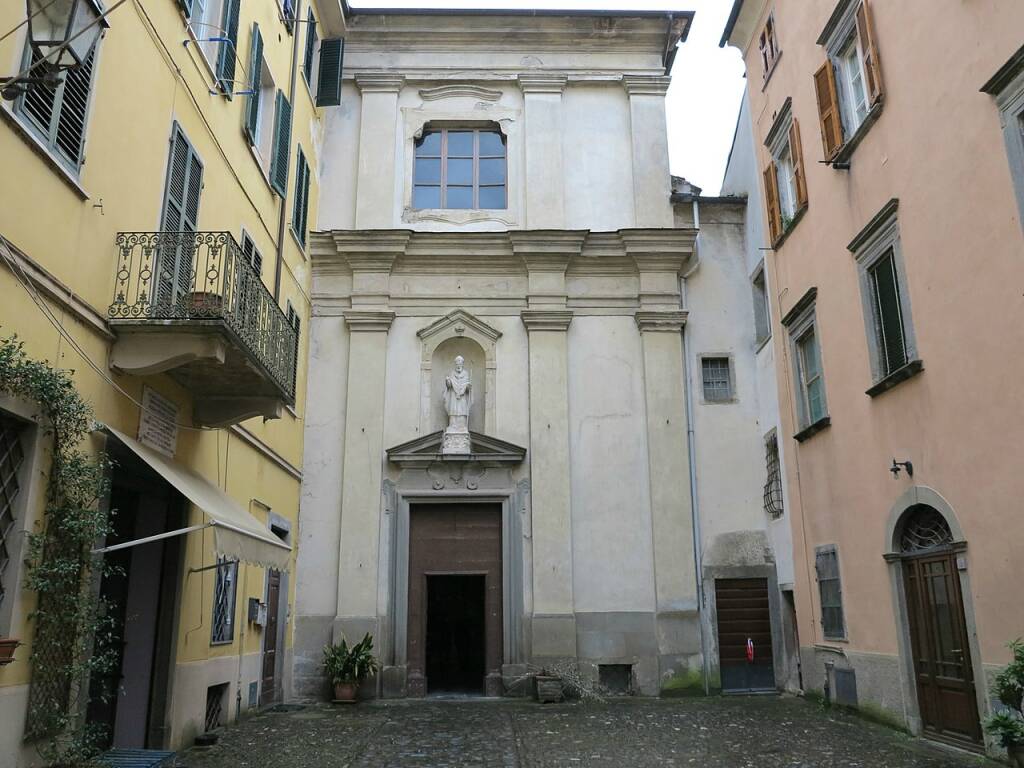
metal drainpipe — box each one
[273,0,304,302]
[681,198,708,695]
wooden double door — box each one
[715,578,775,692]
[903,551,982,747]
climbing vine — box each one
[0,334,119,766]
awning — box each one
[100,426,291,571]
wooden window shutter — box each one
[292,147,310,247]
[762,162,782,245]
[244,24,262,145]
[856,0,884,106]
[158,124,203,306]
[302,9,317,85]
[216,0,242,97]
[316,38,345,107]
[269,90,291,197]
[789,119,808,210]
[813,61,844,160]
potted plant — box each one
[0,638,20,666]
[323,633,378,703]
[984,639,1024,767]
[533,668,564,704]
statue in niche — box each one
[441,355,472,454]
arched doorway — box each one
[896,504,982,748]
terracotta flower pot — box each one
[333,681,358,703]
[0,639,20,666]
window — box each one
[292,146,311,248]
[240,231,262,276]
[849,200,919,392]
[188,0,240,94]
[759,13,780,80]
[701,357,733,403]
[795,326,826,425]
[242,28,291,195]
[0,416,26,621]
[279,0,296,34]
[286,300,301,336]
[815,546,846,640]
[762,101,808,244]
[413,127,507,210]
[268,91,292,197]
[763,432,784,518]
[14,43,98,171]
[751,265,771,347]
[814,0,884,162]
[982,45,1024,231]
[315,38,345,108]
[211,557,238,644]
[302,9,318,89]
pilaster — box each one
[622,75,674,228]
[519,74,568,229]
[336,309,395,634]
[354,74,405,228]
[621,229,696,311]
[510,231,586,309]
[635,310,698,668]
[330,230,410,308]
[521,307,576,659]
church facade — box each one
[293,8,792,699]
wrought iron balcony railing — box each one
[109,231,297,401]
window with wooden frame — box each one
[815,546,846,640]
[413,127,507,210]
[813,0,884,163]
[751,264,771,347]
[240,231,262,276]
[758,12,780,81]
[795,325,827,426]
[762,101,808,246]
[982,46,1024,232]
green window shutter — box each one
[292,147,310,247]
[158,123,204,307]
[316,38,344,107]
[282,0,295,34]
[216,0,242,98]
[302,10,317,86]
[269,90,291,197]
[245,24,263,144]
[870,250,908,375]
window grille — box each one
[762,432,784,519]
[0,416,26,611]
[701,357,732,402]
[413,127,507,210]
[211,558,238,645]
[868,248,908,376]
[205,683,228,731]
[899,506,953,554]
[815,547,846,639]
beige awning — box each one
[102,426,291,571]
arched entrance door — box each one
[898,505,982,747]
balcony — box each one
[108,232,297,427]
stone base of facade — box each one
[798,646,910,730]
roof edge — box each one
[719,0,745,48]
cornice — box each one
[417,309,502,344]
[520,309,573,332]
[622,75,672,96]
[343,310,396,332]
[330,230,412,273]
[355,73,405,93]
[510,231,587,271]
[620,228,697,273]
[419,84,503,102]
[517,73,568,94]
[635,310,688,332]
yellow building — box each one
[0,0,347,762]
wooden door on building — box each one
[407,504,502,697]
[260,569,282,705]
[903,552,982,746]
[715,578,775,692]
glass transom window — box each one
[414,128,507,210]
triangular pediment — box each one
[387,430,526,467]
[417,310,502,344]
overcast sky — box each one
[347,0,748,195]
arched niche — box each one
[417,310,501,435]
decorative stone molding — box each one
[635,310,688,333]
[622,75,672,96]
[517,73,568,94]
[511,231,586,308]
[355,73,405,93]
[520,310,573,332]
[386,430,527,468]
[418,84,503,102]
[342,310,395,332]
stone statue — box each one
[442,355,472,454]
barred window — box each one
[211,557,238,645]
[763,432,784,518]
[0,416,26,615]
[701,357,733,402]
[815,546,846,640]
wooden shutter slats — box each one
[245,24,263,144]
[159,125,203,307]
[316,38,345,107]
[856,0,884,106]
[269,90,291,197]
[216,0,242,97]
[292,148,310,247]
[762,163,783,245]
[789,118,808,211]
[813,61,844,160]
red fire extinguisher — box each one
[746,637,755,663]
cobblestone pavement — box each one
[176,696,998,768]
